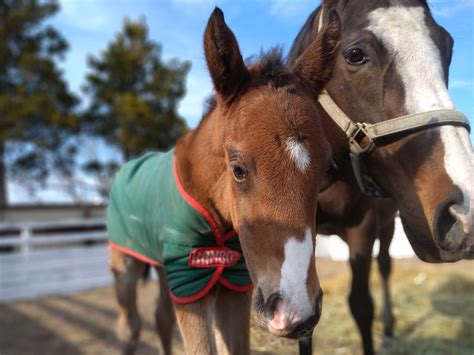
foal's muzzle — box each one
[255,288,323,339]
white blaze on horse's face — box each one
[285,137,310,172]
[269,227,314,331]
[368,6,453,113]
[368,6,474,233]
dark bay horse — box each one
[287,0,473,354]
[108,8,341,355]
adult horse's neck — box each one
[174,109,233,233]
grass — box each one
[0,259,472,354]
[250,259,474,355]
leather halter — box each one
[316,8,471,198]
[319,92,470,197]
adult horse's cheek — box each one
[368,5,473,260]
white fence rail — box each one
[0,219,111,302]
[0,217,414,302]
[0,218,108,254]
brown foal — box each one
[109,7,341,355]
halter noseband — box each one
[317,8,471,198]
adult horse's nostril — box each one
[434,193,461,245]
[449,205,472,235]
[434,193,474,260]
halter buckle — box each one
[348,123,374,155]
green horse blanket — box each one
[107,149,253,304]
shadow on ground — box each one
[0,259,472,355]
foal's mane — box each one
[200,47,293,123]
[247,47,292,88]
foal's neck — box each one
[174,109,232,233]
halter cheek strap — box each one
[319,90,471,197]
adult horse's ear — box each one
[204,7,249,103]
[322,0,340,10]
[292,9,341,95]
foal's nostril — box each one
[286,315,318,339]
[282,290,323,339]
[264,292,282,319]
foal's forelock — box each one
[367,5,474,228]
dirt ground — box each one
[1,258,473,355]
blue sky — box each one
[9,0,473,203]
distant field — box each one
[0,258,472,355]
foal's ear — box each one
[204,7,248,103]
[292,9,341,95]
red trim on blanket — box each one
[110,156,248,305]
[169,266,225,304]
[109,241,161,267]
[174,157,238,247]
[223,230,237,242]
[219,276,254,292]
[170,270,253,304]
[109,240,249,303]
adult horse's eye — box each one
[345,48,367,65]
[231,163,247,182]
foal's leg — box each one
[345,213,376,355]
[154,266,176,355]
[109,248,146,355]
[213,287,252,355]
[174,291,217,355]
[377,220,395,339]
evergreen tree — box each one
[0,0,79,206]
[82,19,190,164]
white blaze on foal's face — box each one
[368,6,474,228]
[276,227,314,322]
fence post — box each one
[20,226,31,255]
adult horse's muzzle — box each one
[439,213,474,261]
[435,196,474,261]
[254,288,323,339]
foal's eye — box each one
[231,163,247,182]
[345,48,368,65]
